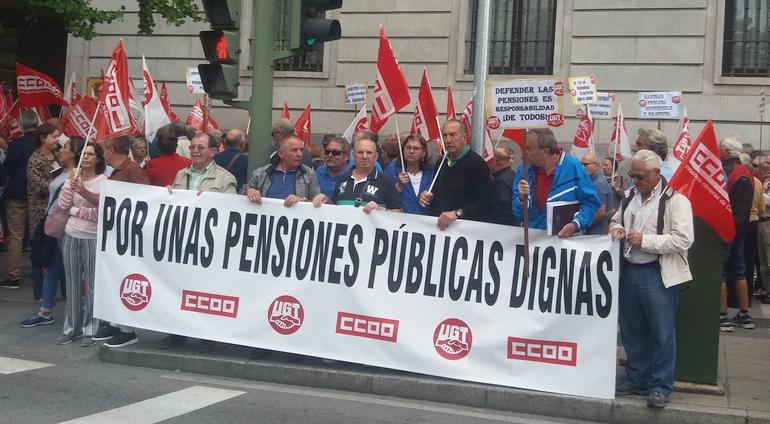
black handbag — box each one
[30,218,57,268]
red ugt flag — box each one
[412,69,440,141]
[294,104,311,146]
[16,63,68,108]
[668,120,735,243]
[95,41,137,140]
[370,27,411,132]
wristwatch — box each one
[455,208,464,219]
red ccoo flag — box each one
[370,27,411,132]
[502,128,526,150]
[668,120,735,243]
[16,63,68,108]
[294,104,311,146]
[281,98,291,121]
[159,82,179,121]
[95,40,138,140]
[412,69,440,142]
[446,85,456,120]
[62,95,102,139]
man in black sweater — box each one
[418,119,494,230]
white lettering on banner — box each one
[71,105,92,138]
[95,181,620,399]
[17,75,61,95]
[686,143,729,207]
[486,79,564,129]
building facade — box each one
[65,0,770,151]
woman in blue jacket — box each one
[384,134,435,215]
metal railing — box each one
[723,0,770,77]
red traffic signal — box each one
[200,31,239,63]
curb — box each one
[99,345,755,424]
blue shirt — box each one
[586,172,613,235]
[383,161,435,215]
[316,162,353,198]
[266,168,298,199]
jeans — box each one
[40,242,64,310]
[619,261,679,396]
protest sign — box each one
[486,79,565,129]
[567,76,598,105]
[638,91,682,119]
[588,92,614,120]
[95,181,620,399]
[186,67,205,94]
[345,83,367,104]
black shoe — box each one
[157,334,187,349]
[616,381,650,396]
[104,332,138,348]
[646,391,669,408]
[92,325,120,341]
[0,279,20,289]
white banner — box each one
[588,92,615,120]
[486,79,565,129]
[95,181,620,399]
[345,83,367,104]
[567,75,598,105]
[186,67,205,94]
[637,91,683,119]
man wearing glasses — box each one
[609,149,694,409]
[512,128,600,237]
[580,152,614,235]
[315,136,352,198]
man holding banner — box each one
[418,119,493,230]
[513,128,600,237]
[610,149,694,409]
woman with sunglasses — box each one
[384,134,435,215]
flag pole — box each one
[75,102,102,176]
[493,131,503,150]
[427,120,448,193]
[521,128,530,282]
[611,103,621,183]
[395,114,404,171]
[203,94,209,132]
[0,99,19,124]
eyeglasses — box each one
[627,170,652,180]
[189,145,211,151]
[325,149,345,156]
[405,146,424,151]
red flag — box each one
[63,73,81,107]
[35,105,52,123]
[186,99,219,132]
[459,97,473,140]
[502,128,525,150]
[608,103,632,162]
[159,82,179,121]
[667,108,691,173]
[446,85,456,120]
[281,98,291,121]
[412,69,440,142]
[62,95,101,139]
[370,27,411,132]
[2,92,22,140]
[570,107,594,158]
[94,41,137,140]
[294,104,311,147]
[668,120,735,243]
[16,63,68,108]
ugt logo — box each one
[119,273,152,311]
[268,295,304,335]
[433,318,472,360]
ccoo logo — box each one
[433,318,472,360]
[268,295,304,335]
[119,273,152,311]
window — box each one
[465,0,556,75]
[273,1,324,72]
[722,0,769,77]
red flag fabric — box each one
[668,120,735,243]
[294,104,311,146]
[570,107,594,158]
[16,63,68,108]
[446,85,456,120]
[282,98,291,121]
[63,73,81,107]
[62,95,101,139]
[667,108,691,173]
[159,82,179,121]
[412,69,440,141]
[95,41,137,140]
[459,97,473,140]
[35,105,52,123]
[608,103,632,162]
[502,128,525,150]
[2,91,22,140]
[186,99,219,132]
[370,27,411,132]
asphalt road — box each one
[0,283,597,424]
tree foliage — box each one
[18,0,202,39]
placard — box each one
[588,92,615,120]
[186,67,205,94]
[637,91,683,119]
[486,79,565,129]
[345,83,367,104]
[567,76,598,105]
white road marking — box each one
[161,374,590,424]
[0,356,54,374]
[57,385,245,424]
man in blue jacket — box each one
[512,128,600,237]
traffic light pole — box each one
[247,0,276,175]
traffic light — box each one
[198,0,241,100]
[297,0,342,49]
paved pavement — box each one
[1,252,769,423]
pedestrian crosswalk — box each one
[57,385,245,424]
[0,356,53,374]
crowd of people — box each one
[0,110,767,408]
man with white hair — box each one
[610,149,694,409]
[718,136,755,331]
[634,128,673,180]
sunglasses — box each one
[325,149,345,156]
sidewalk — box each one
[1,253,769,424]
